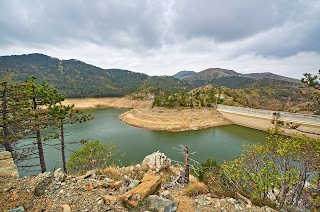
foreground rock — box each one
[142,151,171,173]
[119,172,162,208]
[119,108,232,132]
[0,151,19,178]
[147,195,178,212]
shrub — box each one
[67,140,122,174]
[221,134,320,209]
[197,159,219,182]
[196,159,234,198]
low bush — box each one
[67,140,122,174]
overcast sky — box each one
[0,0,319,79]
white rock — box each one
[227,198,237,204]
[142,151,171,172]
[54,168,65,180]
[235,204,243,211]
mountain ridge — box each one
[173,68,298,83]
[0,53,191,97]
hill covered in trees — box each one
[152,83,311,113]
[0,54,191,97]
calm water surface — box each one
[20,108,268,176]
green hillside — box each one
[0,54,190,97]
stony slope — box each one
[0,151,276,212]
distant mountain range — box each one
[0,54,304,110]
[173,68,299,88]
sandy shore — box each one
[62,98,152,109]
[119,108,233,132]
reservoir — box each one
[19,108,268,176]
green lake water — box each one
[19,108,268,176]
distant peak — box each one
[172,70,196,80]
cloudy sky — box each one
[0,0,319,79]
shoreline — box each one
[62,97,233,132]
[119,108,233,132]
[62,97,152,109]
[62,98,319,137]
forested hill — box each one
[0,53,191,97]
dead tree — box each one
[172,145,201,185]
[179,146,189,183]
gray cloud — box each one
[171,0,320,56]
[0,0,319,77]
[0,0,166,49]
[172,0,292,41]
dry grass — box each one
[160,167,176,184]
[183,182,208,197]
[120,166,146,180]
[97,166,122,181]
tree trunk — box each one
[292,171,307,206]
[3,140,13,154]
[183,146,189,184]
[1,83,13,155]
[33,94,46,173]
[36,130,46,173]
[60,122,67,173]
[177,146,190,184]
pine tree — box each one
[0,82,13,154]
[48,103,93,173]
[25,76,65,173]
[0,81,31,157]
[301,71,320,114]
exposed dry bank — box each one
[119,108,232,132]
[62,97,151,109]
[62,98,232,132]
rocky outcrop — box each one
[142,151,171,172]
[147,195,178,212]
[0,153,280,212]
[0,151,19,178]
[119,172,162,208]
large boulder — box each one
[142,151,171,172]
[147,195,178,212]
[0,151,19,178]
[119,172,161,208]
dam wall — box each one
[217,105,320,138]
